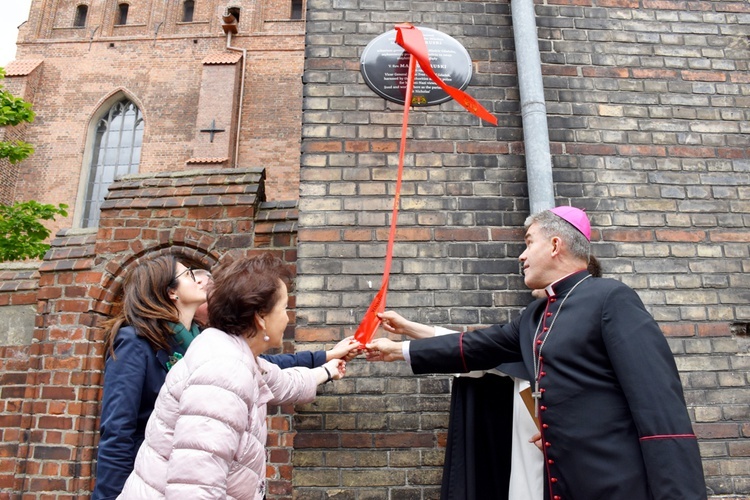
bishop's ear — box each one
[550,236,563,256]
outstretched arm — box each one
[377,311,436,339]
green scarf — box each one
[169,321,201,350]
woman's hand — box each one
[377,311,435,339]
[364,338,404,362]
[318,359,346,384]
[326,336,360,362]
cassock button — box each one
[550,297,557,303]
[547,459,554,464]
[546,312,553,317]
[543,326,549,332]
[540,371,546,376]
[544,441,551,447]
[551,477,558,483]
[540,388,546,393]
[536,340,543,345]
[553,496,561,500]
[542,423,549,429]
[540,406,547,411]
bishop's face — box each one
[519,223,556,291]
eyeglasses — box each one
[175,267,196,282]
[193,269,213,281]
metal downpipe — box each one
[511,0,555,214]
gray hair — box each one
[524,210,590,261]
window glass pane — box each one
[101,166,115,184]
[183,0,195,22]
[291,0,303,20]
[117,148,131,166]
[117,4,129,25]
[74,5,88,27]
[83,98,143,228]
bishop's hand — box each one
[377,311,435,339]
[364,338,404,362]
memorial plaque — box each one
[360,27,473,107]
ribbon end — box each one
[353,287,388,345]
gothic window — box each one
[291,0,302,20]
[116,3,129,25]
[81,99,143,228]
[74,5,88,27]
[182,0,195,22]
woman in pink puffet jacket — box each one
[118,254,347,499]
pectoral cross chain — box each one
[532,381,542,417]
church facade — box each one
[0,0,748,498]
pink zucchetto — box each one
[550,206,591,241]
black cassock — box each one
[411,271,707,500]
[441,374,514,500]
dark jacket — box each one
[410,271,707,500]
[93,326,325,499]
[263,350,326,369]
[92,326,183,500]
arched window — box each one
[116,3,129,25]
[291,0,302,20]
[81,99,143,228]
[182,0,195,22]
[74,5,88,27]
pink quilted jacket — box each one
[118,328,318,499]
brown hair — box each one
[587,255,602,278]
[103,255,182,357]
[207,253,294,337]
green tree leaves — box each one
[0,201,68,261]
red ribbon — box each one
[354,52,417,346]
[354,25,497,345]
[394,24,498,126]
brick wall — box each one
[298,0,750,498]
[0,168,303,497]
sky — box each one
[0,0,34,67]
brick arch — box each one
[87,87,148,126]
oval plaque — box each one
[360,27,473,107]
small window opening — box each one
[291,0,302,20]
[117,3,129,25]
[74,5,88,27]
[182,0,194,22]
[227,7,240,23]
